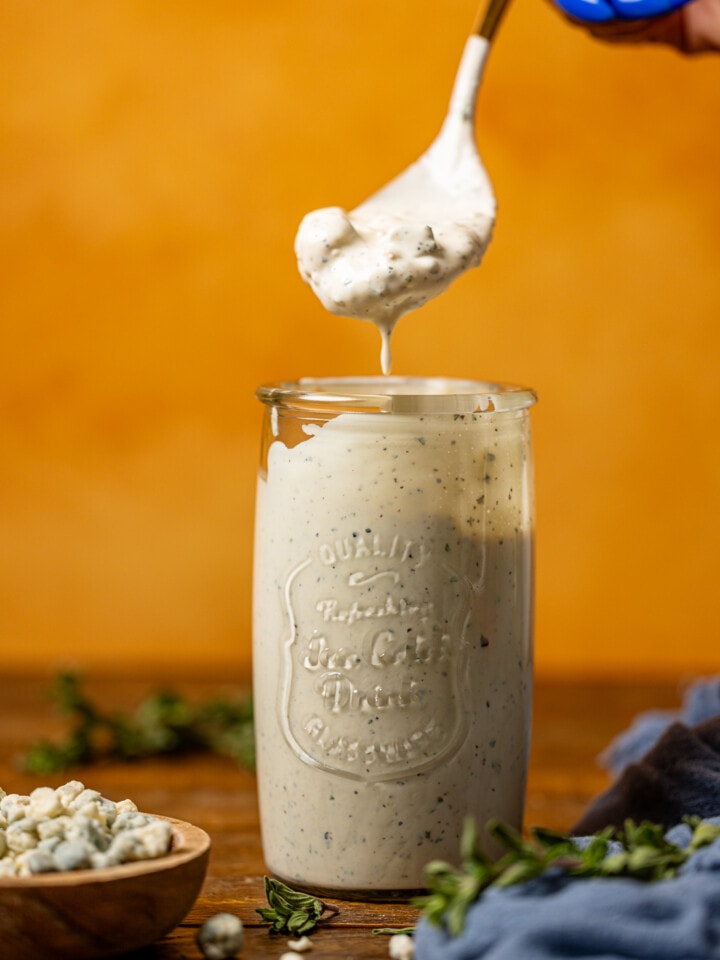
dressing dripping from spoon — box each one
[294,0,512,373]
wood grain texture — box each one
[0,673,683,958]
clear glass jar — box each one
[253,377,536,898]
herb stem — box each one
[415,816,720,937]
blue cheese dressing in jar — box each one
[253,377,535,898]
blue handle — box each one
[555,0,689,23]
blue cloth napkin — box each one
[415,828,720,960]
[413,678,720,960]
[601,676,720,776]
[575,678,720,834]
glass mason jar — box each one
[253,377,536,898]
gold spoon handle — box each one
[474,0,512,40]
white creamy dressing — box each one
[294,36,495,373]
[253,390,534,893]
[254,30,534,897]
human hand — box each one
[553,0,720,52]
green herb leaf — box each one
[414,816,720,937]
[256,876,339,936]
[20,671,255,773]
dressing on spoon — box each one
[294,1,509,373]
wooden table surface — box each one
[0,672,684,959]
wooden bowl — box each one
[0,815,210,960]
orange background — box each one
[2,0,719,678]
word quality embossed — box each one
[281,531,471,781]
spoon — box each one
[295,0,512,373]
[354,0,510,223]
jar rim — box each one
[257,376,537,415]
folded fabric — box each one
[575,676,720,835]
[600,676,720,776]
[414,824,720,960]
[573,716,720,835]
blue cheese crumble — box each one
[0,781,173,876]
[196,913,245,960]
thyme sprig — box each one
[256,876,340,935]
[416,816,720,936]
[20,671,255,774]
